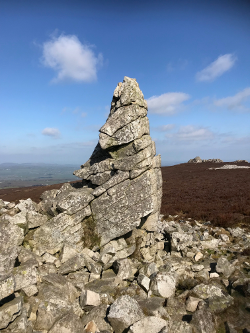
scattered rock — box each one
[107,295,144,333]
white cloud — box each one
[42,34,103,83]
[166,59,188,72]
[214,87,250,112]
[155,124,175,132]
[196,54,237,82]
[42,128,61,138]
[147,92,190,115]
[167,125,214,141]
[81,112,87,117]
[72,107,80,114]
[166,62,174,72]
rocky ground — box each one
[1,196,250,332]
[1,75,250,333]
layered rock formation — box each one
[32,76,162,255]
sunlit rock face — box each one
[73,76,162,246]
[31,77,162,254]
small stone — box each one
[186,252,195,259]
[216,256,235,278]
[210,272,220,278]
[128,316,167,333]
[192,264,204,272]
[80,290,101,309]
[84,320,100,333]
[194,252,203,262]
[60,245,78,264]
[89,273,100,282]
[220,234,229,242]
[42,252,57,264]
[13,260,38,291]
[0,275,15,301]
[22,284,38,297]
[186,296,202,312]
[113,258,133,280]
[222,279,229,287]
[137,273,150,292]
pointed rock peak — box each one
[35,76,162,250]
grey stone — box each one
[0,219,24,274]
[48,311,82,333]
[1,306,29,333]
[107,295,144,333]
[33,207,91,255]
[171,232,193,252]
[0,275,15,301]
[138,297,167,317]
[137,273,150,292]
[81,304,112,332]
[192,283,223,299]
[216,256,235,278]
[35,274,78,331]
[0,296,22,329]
[128,316,167,333]
[150,272,176,298]
[27,211,48,229]
[13,260,38,291]
[113,258,133,280]
[191,308,216,333]
[80,290,101,310]
[186,296,202,312]
[58,254,86,275]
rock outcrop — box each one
[1,77,250,333]
[33,76,162,254]
[188,156,223,163]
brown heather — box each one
[161,162,250,229]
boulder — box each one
[150,272,176,298]
[216,256,235,278]
[107,295,144,333]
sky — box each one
[0,0,250,166]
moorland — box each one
[0,161,249,230]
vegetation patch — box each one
[81,215,101,248]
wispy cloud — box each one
[214,87,250,112]
[196,54,237,82]
[154,124,175,132]
[81,112,87,117]
[166,59,188,72]
[42,127,61,138]
[147,92,190,115]
[166,125,214,142]
[42,34,103,83]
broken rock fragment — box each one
[107,295,144,333]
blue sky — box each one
[0,0,250,166]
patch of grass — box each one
[81,215,101,248]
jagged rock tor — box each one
[73,76,162,245]
[31,76,162,255]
